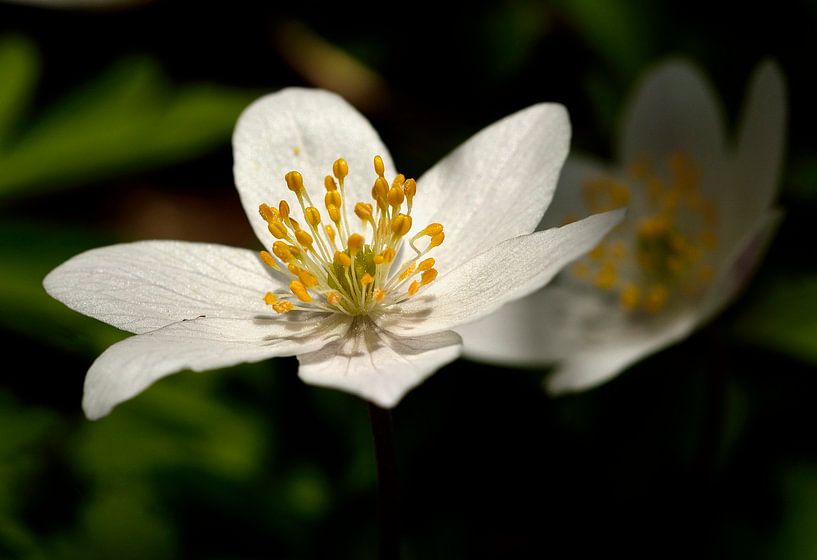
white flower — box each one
[44,88,623,419]
[457,60,786,394]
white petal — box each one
[382,209,624,337]
[84,314,349,420]
[44,240,283,334]
[620,59,726,173]
[619,60,738,250]
[538,155,614,230]
[415,103,570,270]
[232,88,397,245]
[545,312,699,394]
[731,60,787,233]
[457,284,599,366]
[297,323,461,408]
[701,209,783,321]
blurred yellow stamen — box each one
[569,152,719,314]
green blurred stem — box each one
[368,402,400,560]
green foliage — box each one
[46,486,178,560]
[0,393,60,560]
[0,37,256,201]
[0,36,38,148]
[771,466,817,558]
[553,0,656,77]
[72,370,268,482]
[0,221,124,354]
[735,273,817,365]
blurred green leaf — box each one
[0,53,257,200]
[554,0,655,77]
[786,156,817,200]
[770,465,817,558]
[0,392,59,515]
[0,35,39,148]
[734,273,817,365]
[482,0,552,78]
[282,465,331,520]
[73,369,268,481]
[0,391,60,560]
[47,485,177,560]
[0,221,124,354]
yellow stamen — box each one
[403,178,416,202]
[325,190,342,209]
[571,262,590,279]
[645,285,668,313]
[290,280,311,302]
[297,270,318,288]
[420,223,443,237]
[355,202,374,221]
[272,241,292,263]
[278,200,290,221]
[418,258,435,271]
[429,232,445,248]
[258,156,446,317]
[619,284,640,311]
[304,206,321,227]
[259,250,279,270]
[327,205,341,223]
[374,155,385,177]
[295,229,314,249]
[259,203,277,223]
[347,233,364,253]
[589,244,606,260]
[332,158,348,181]
[273,301,294,314]
[285,171,304,194]
[334,251,352,267]
[387,186,405,208]
[594,263,617,290]
[391,214,412,236]
[421,268,438,285]
[268,221,288,239]
[372,177,389,206]
[400,262,417,281]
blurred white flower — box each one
[44,88,622,418]
[458,60,786,394]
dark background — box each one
[1,1,816,558]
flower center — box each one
[257,155,445,316]
[568,152,718,314]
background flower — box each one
[458,59,787,393]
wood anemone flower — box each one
[44,88,622,418]
[458,60,786,394]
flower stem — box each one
[368,402,401,559]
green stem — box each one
[368,402,400,560]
